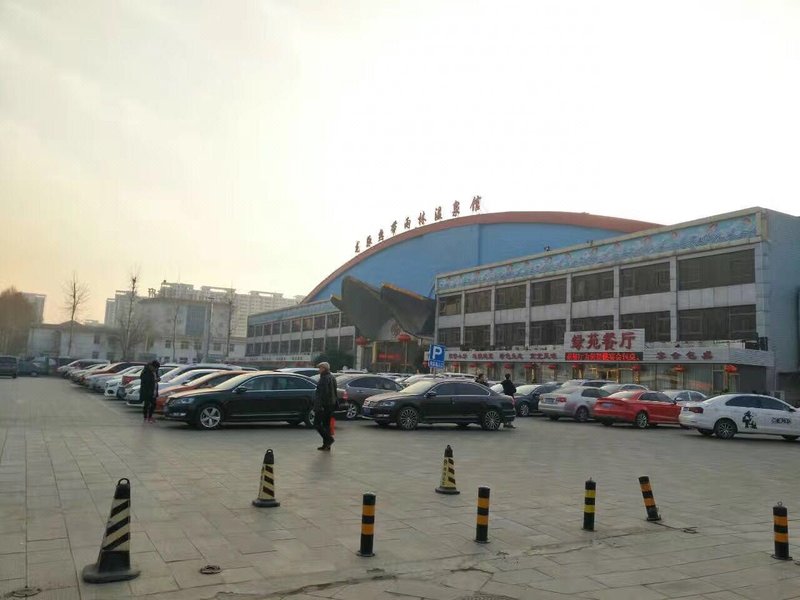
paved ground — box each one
[2,378,800,600]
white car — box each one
[125,369,222,406]
[104,366,145,398]
[539,386,611,422]
[679,393,799,441]
[89,366,142,392]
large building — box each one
[245,208,800,401]
[22,292,46,324]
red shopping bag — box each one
[330,416,336,436]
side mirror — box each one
[234,386,247,394]
[425,391,437,398]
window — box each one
[255,325,264,337]
[239,376,272,391]
[180,341,189,350]
[314,316,326,330]
[464,290,492,313]
[213,343,221,351]
[179,357,188,364]
[761,397,790,411]
[438,327,461,347]
[340,312,352,327]
[494,285,526,310]
[621,262,670,296]
[91,351,99,359]
[432,382,459,395]
[93,334,101,344]
[494,322,525,348]
[531,278,567,306]
[326,337,339,351]
[291,319,301,333]
[263,323,272,336]
[621,311,671,342]
[726,396,760,408]
[678,305,757,341]
[327,313,340,328]
[643,392,672,402]
[247,325,255,337]
[464,325,491,348]
[246,343,253,356]
[194,342,202,351]
[313,337,324,352]
[229,344,236,352]
[301,338,312,352]
[290,339,300,353]
[438,295,462,316]
[572,271,614,302]
[269,341,279,354]
[273,376,315,390]
[678,249,755,290]
[165,339,172,349]
[302,317,313,331]
[280,321,290,334]
[280,341,290,353]
[339,335,354,351]
[571,315,614,331]
[530,319,566,345]
[456,382,490,396]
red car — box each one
[593,390,680,428]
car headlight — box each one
[377,400,396,407]
[172,397,196,405]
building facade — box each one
[434,208,800,400]
[28,322,119,361]
[22,292,46,324]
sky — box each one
[2,0,799,323]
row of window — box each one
[439,250,755,314]
[245,335,355,357]
[438,305,757,348]
[162,340,236,352]
[246,312,349,338]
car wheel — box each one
[397,406,419,430]
[481,409,503,431]
[600,419,613,427]
[698,428,713,437]
[575,406,590,423]
[714,418,737,440]
[547,415,560,421]
[304,408,316,428]
[194,404,223,430]
[517,402,531,417]
[782,435,799,441]
[634,411,649,429]
[344,401,359,421]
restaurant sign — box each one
[445,350,563,362]
[564,329,645,362]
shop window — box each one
[621,262,670,296]
[494,322,526,348]
[678,305,757,341]
[495,285,526,310]
[678,249,755,290]
[438,327,461,347]
[620,311,671,342]
[531,278,567,306]
[438,295,462,316]
[465,290,492,313]
[464,325,491,349]
[530,319,566,345]
[571,315,614,331]
[572,271,614,302]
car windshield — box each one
[400,380,438,395]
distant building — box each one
[104,298,117,326]
[28,321,118,361]
[22,293,46,324]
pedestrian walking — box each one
[500,373,517,428]
[140,360,160,424]
[315,362,337,451]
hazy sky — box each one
[2,0,799,323]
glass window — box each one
[302,317,313,331]
[678,249,755,290]
[339,335,354,351]
[494,322,526,349]
[433,382,459,395]
[213,343,221,351]
[456,382,490,396]
[495,285,526,310]
[263,323,273,336]
[313,337,324,352]
[760,397,790,411]
[180,341,189,349]
[194,342,202,351]
[530,319,566,345]
[255,325,264,337]
[239,376,272,391]
[531,278,567,306]
[92,351,99,359]
[621,311,671,342]
[280,321,290,334]
[290,339,300,353]
[327,313,340,328]
[165,339,172,349]
[340,312,352,327]
[438,295,462,316]
[326,337,339,351]
[572,271,614,302]
[301,338,312,352]
[291,319,301,333]
[726,396,760,408]
[280,340,290,353]
[269,341,279,354]
[438,327,461,347]
[571,316,614,332]
[621,262,670,296]
[464,325,491,349]
[464,290,492,313]
[314,316,326,330]
[273,376,315,390]
[247,325,255,337]
[678,305,756,341]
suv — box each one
[0,356,18,378]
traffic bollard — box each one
[435,445,460,495]
[638,476,661,522]
[475,486,490,543]
[357,493,376,557]
[772,502,792,560]
[583,479,596,531]
[252,449,280,508]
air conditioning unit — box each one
[772,390,785,400]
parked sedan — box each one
[661,389,708,404]
[103,366,145,398]
[329,374,406,420]
[360,379,515,431]
[539,387,611,422]
[513,383,561,416]
[679,393,799,441]
[593,391,680,428]
[125,369,222,407]
[599,383,649,394]
[17,360,44,377]
[163,371,316,430]
[155,370,249,414]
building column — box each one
[525,282,531,347]
[613,266,621,329]
[669,256,679,342]
[565,274,573,331]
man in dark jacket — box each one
[314,362,337,451]
[140,360,160,423]
[500,373,517,429]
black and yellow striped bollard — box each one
[435,445,460,495]
[357,493,376,557]
[583,479,596,531]
[475,486,490,544]
[82,478,140,583]
[253,449,280,508]
[772,502,792,561]
[638,476,661,522]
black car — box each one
[163,371,316,430]
[514,383,561,415]
[17,360,45,377]
[0,356,18,378]
[360,379,515,430]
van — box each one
[0,356,19,378]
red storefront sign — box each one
[564,329,645,353]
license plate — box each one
[543,398,555,404]
[601,402,613,408]
[362,407,372,416]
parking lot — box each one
[3,377,800,599]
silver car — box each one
[539,386,611,422]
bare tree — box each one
[224,290,235,359]
[0,287,35,354]
[170,300,181,363]
[62,274,90,357]
[116,270,150,360]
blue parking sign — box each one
[428,344,446,369]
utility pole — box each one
[225,292,235,360]
[204,297,214,362]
